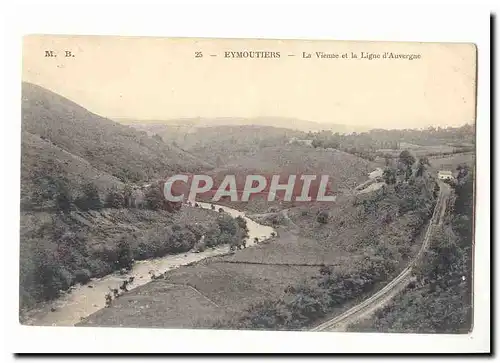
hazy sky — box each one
[23,35,476,129]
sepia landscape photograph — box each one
[19,35,477,334]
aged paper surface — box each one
[20,35,476,335]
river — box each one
[21,202,275,326]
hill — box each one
[21,83,212,186]
[192,144,379,214]
[180,125,307,166]
[19,83,233,309]
[20,131,123,210]
[221,145,378,193]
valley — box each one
[19,82,474,333]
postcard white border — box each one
[2,0,492,355]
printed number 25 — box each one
[195,52,203,58]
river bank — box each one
[21,202,275,326]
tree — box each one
[384,155,391,166]
[399,150,416,168]
[54,178,72,212]
[405,166,413,181]
[420,156,430,166]
[170,227,197,253]
[218,214,238,236]
[456,164,470,183]
[235,216,249,239]
[383,167,397,184]
[229,229,246,250]
[74,182,103,210]
[416,158,427,177]
[123,184,133,207]
[433,183,440,198]
[145,186,164,210]
[116,236,133,270]
[312,139,323,148]
[104,185,125,208]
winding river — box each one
[21,202,275,326]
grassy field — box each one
[429,152,475,171]
[377,141,474,160]
[80,241,326,328]
[80,280,227,328]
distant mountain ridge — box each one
[115,116,371,134]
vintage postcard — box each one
[20,35,477,338]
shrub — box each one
[170,228,196,253]
[74,182,103,210]
[219,232,236,246]
[94,246,119,270]
[204,225,222,247]
[316,211,329,224]
[217,214,238,236]
[186,223,207,241]
[86,258,112,277]
[383,167,397,185]
[54,179,72,212]
[399,150,416,168]
[268,213,285,226]
[29,247,66,300]
[134,241,155,260]
[194,236,207,252]
[235,216,249,239]
[122,184,133,207]
[116,236,134,270]
[74,269,92,284]
[104,186,125,208]
[145,186,165,210]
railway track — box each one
[311,181,450,332]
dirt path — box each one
[310,181,451,332]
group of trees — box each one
[20,211,250,308]
[309,124,474,151]
[381,151,430,185]
[26,176,178,213]
[307,124,474,162]
[204,214,249,251]
[20,221,97,305]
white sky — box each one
[23,35,477,129]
